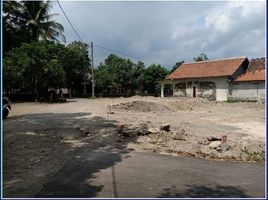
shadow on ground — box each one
[157,184,250,198]
[3,112,134,198]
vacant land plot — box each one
[3,97,265,197]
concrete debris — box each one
[160,124,170,132]
[148,128,160,134]
[209,141,221,149]
[216,146,222,151]
[207,136,221,141]
[117,124,149,138]
[199,141,210,145]
[172,131,186,141]
[112,100,170,112]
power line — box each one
[56,1,167,67]
[94,44,143,61]
[56,0,84,42]
[94,44,168,67]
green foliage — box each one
[143,64,169,94]
[241,146,265,162]
[3,0,65,53]
[193,53,208,62]
[95,54,135,95]
[3,41,90,98]
[95,54,168,96]
[61,41,91,94]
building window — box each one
[187,82,192,88]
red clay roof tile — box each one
[168,57,247,80]
[234,69,265,82]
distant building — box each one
[161,57,265,101]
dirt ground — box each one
[3,96,265,197]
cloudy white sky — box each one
[51,1,265,69]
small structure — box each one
[229,58,265,102]
[161,57,249,101]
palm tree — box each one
[21,0,66,42]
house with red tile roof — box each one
[230,58,265,101]
[161,57,265,101]
[161,57,249,101]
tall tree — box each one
[143,64,169,95]
[193,53,208,62]
[3,1,29,52]
[3,0,65,53]
[21,0,65,42]
[3,41,66,99]
[61,41,91,95]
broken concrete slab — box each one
[148,128,160,134]
[172,132,186,141]
[209,141,221,149]
[160,124,170,132]
[207,136,221,141]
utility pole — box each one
[83,66,87,96]
[91,42,95,97]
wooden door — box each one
[193,86,196,97]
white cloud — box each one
[51,1,265,68]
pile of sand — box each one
[112,100,170,112]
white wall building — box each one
[161,57,265,102]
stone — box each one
[207,136,221,141]
[209,141,221,149]
[148,128,160,134]
[180,128,186,134]
[160,123,170,132]
[199,140,210,145]
[172,132,185,140]
[137,123,149,135]
[216,146,222,152]
[117,124,149,137]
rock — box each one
[207,136,221,141]
[172,132,185,140]
[117,124,149,137]
[158,138,163,143]
[160,123,170,132]
[148,128,160,134]
[199,140,210,145]
[180,128,186,134]
[216,146,222,152]
[209,141,221,149]
[137,123,149,135]
[149,139,157,144]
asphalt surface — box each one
[36,149,265,198]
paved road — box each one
[36,149,265,198]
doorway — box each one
[193,86,196,98]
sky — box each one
[51,1,265,69]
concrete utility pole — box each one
[83,68,87,96]
[91,42,95,97]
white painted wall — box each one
[172,77,229,101]
[229,81,265,101]
[214,77,229,101]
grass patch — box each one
[241,146,265,162]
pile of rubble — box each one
[116,123,187,142]
[199,136,230,152]
[112,101,170,112]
